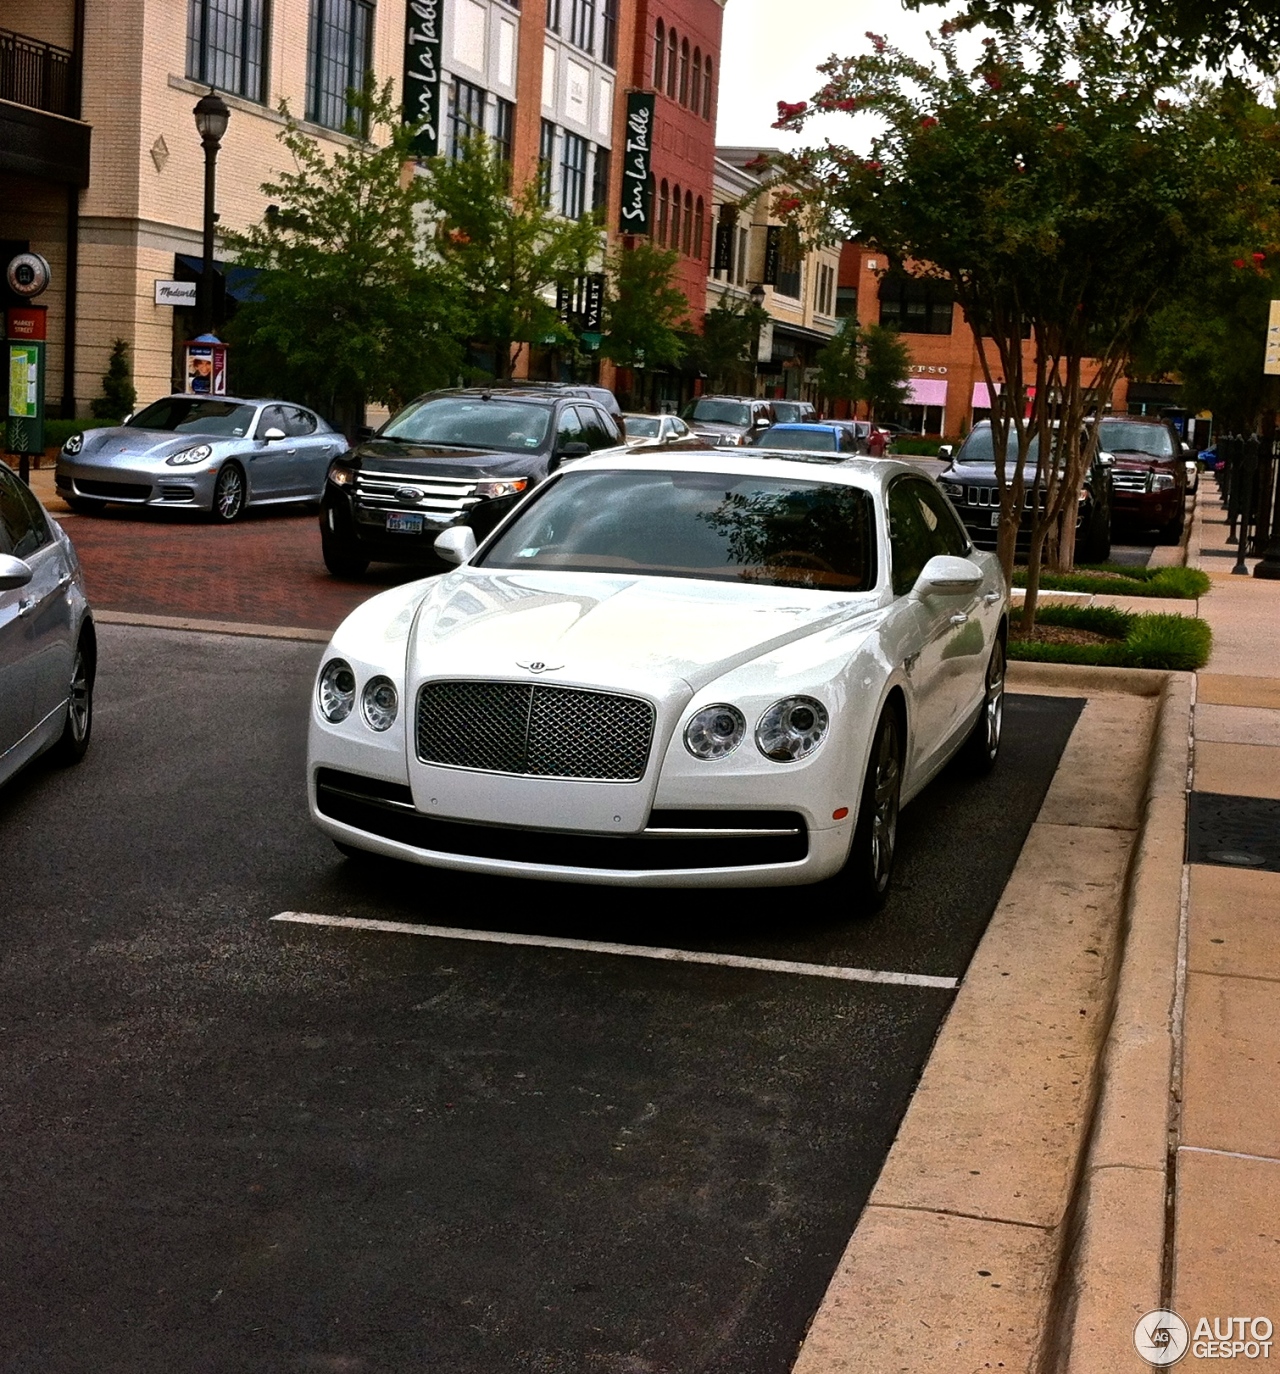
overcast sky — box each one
[715,0,945,153]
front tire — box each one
[210,463,246,522]
[843,708,903,911]
[50,635,94,766]
[960,636,1005,774]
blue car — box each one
[748,422,865,456]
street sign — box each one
[6,305,46,456]
[155,280,197,306]
[1264,299,1280,376]
[403,0,442,157]
[619,92,655,235]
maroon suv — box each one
[1095,416,1187,543]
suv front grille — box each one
[355,469,481,516]
[417,681,655,782]
[1111,469,1151,493]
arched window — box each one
[666,29,678,99]
[653,20,664,90]
[693,196,705,259]
[702,57,713,119]
[691,48,702,114]
[683,190,693,253]
[658,179,669,245]
[670,184,681,253]
[679,39,690,106]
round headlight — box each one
[684,704,746,760]
[756,696,829,763]
[318,658,356,722]
[63,432,83,455]
[167,443,213,466]
[361,675,398,731]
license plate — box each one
[386,512,423,534]
[990,511,1000,528]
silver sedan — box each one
[56,395,347,522]
[621,413,704,451]
[0,463,94,788]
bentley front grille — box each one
[416,681,655,782]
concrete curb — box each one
[94,609,332,643]
[1041,672,1193,1372]
[1009,661,1171,698]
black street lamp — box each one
[192,88,231,337]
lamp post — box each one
[749,282,766,398]
[192,88,230,337]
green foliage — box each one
[223,81,466,431]
[90,339,136,421]
[814,321,860,404]
[43,419,114,449]
[815,321,910,416]
[893,437,952,455]
[1011,564,1211,598]
[690,298,769,392]
[601,241,689,368]
[427,136,605,378]
[1009,604,1212,668]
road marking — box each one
[1179,1145,1280,1167]
[271,912,959,989]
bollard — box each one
[1232,434,1260,573]
[1254,436,1280,578]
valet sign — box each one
[402,0,442,157]
[1135,1310,1274,1364]
[619,92,655,235]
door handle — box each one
[949,612,969,626]
[982,591,1001,604]
[18,597,36,618]
[57,573,73,590]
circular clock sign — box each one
[6,252,51,299]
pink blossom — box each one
[983,71,1003,91]
[920,115,938,129]
[1253,251,1266,265]
[1233,258,1247,269]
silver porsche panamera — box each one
[55,395,346,522]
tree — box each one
[427,137,605,379]
[690,299,769,393]
[763,18,1278,628]
[601,241,688,369]
[814,321,911,418]
[90,339,137,421]
[223,81,465,436]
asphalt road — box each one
[0,626,1083,1374]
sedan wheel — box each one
[845,709,903,911]
[962,636,1005,774]
[51,638,93,765]
[211,463,246,522]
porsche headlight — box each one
[684,704,746,760]
[167,443,212,466]
[474,478,529,499]
[63,432,83,455]
[318,658,356,722]
[360,676,398,731]
[756,696,829,763]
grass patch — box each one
[1011,563,1210,599]
[891,437,950,456]
[1010,603,1212,670]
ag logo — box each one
[516,660,563,674]
[1134,1310,1190,1366]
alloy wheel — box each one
[870,717,901,893]
[67,647,90,743]
[214,466,245,521]
[984,640,1005,761]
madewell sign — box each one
[155,280,197,306]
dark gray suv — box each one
[681,396,776,447]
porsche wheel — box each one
[845,708,903,911]
[211,463,246,522]
[961,636,1005,774]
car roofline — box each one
[557,449,917,489]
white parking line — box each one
[270,912,959,989]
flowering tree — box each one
[762,16,1277,627]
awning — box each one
[907,377,947,407]
[175,254,262,302]
[972,381,1001,408]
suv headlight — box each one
[941,480,964,498]
[1153,472,1176,491]
[475,478,529,499]
[327,463,356,487]
[684,705,746,760]
[755,696,829,763]
[167,444,212,466]
[318,658,356,722]
[361,676,398,731]
[63,432,83,455]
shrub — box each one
[90,338,137,421]
[1009,603,1212,670]
[1012,563,1211,599]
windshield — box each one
[684,399,751,426]
[476,469,876,591]
[954,426,1042,464]
[380,396,550,452]
[752,428,838,452]
[128,398,257,436]
[624,417,661,438]
[1097,421,1174,458]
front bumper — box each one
[322,488,517,562]
[57,456,216,507]
[1111,490,1181,526]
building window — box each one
[601,0,617,68]
[702,57,713,120]
[693,196,704,260]
[666,29,677,99]
[493,96,514,168]
[653,19,664,88]
[591,145,610,212]
[306,0,372,131]
[186,0,267,102]
[561,130,588,218]
[670,184,681,252]
[691,48,702,114]
[835,286,857,318]
[878,271,955,334]
[546,0,561,33]
[540,119,557,207]
[737,226,748,286]
[658,179,669,245]
[774,227,802,299]
[683,189,693,254]
[679,39,689,106]
[448,78,486,159]
[568,0,594,53]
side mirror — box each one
[937,444,953,461]
[0,554,34,591]
[262,426,286,442]
[356,425,375,442]
[121,412,134,425]
[914,554,984,599]
[433,525,477,565]
[753,415,770,428]
[1097,451,1114,468]
[557,441,591,460]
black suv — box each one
[320,389,627,577]
[938,421,1113,562]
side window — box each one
[0,467,51,560]
[914,481,971,556]
[597,408,622,445]
[287,407,317,437]
[555,405,585,449]
[258,405,287,437]
[574,406,613,450]
[671,418,689,437]
[887,479,936,597]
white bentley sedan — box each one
[307,452,1008,904]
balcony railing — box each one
[0,27,73,118]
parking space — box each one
[0,626,1083,1372]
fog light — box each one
[361,676,398,731]
[756,696,829,762]
[684,704,746,760]
[318,659,356,722]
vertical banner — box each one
[6,305,46,455]
[583,273,605,331]
[762,225,781,286]
[403,0,443,157]
[619,92,655,235]
[713,220,734,274]
[1265,299,1280,376]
